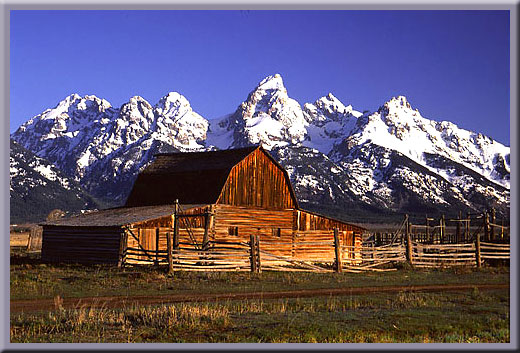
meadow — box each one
[10,247,510,343]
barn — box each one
[41,146,365,268]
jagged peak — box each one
[156,92,190,109]
[381,95,413,112]
[256,73,285,91]
[128,95,150,104]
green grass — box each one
[11,288,509,343]
[10,252,509,301]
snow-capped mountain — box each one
[207,74,309,149]
[10,139,99,223]
[11,74,510,221]
[12,92,208,203]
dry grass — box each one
[10,232,29,248]
[11,289,509,343]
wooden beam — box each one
[155,227,160,266]
[117,229,128,268]
[250,235,258,273]
[490,208,496,241]
[334,228,342,273]
[405,215,413,267]
[475,227,482,268]
[167,231,173,274]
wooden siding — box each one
[217,148,296,209]
[212,204,293,243]
[41,226,123,264]
[295,210,364,233]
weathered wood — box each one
[250,235,258,273]
[490,208,496,240]
[202,210,211,249]
[456,211,461,243]
[255,235,262,273]
[466,212,471,242]
[475,228,482,268]
[155,227,160,266]
[217,148,297,209]
[118,230,128,268]
[333,228,342,273]
[167,231,173,274]
[405,215,413,266]
[484,211,490,242]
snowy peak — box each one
[333,94,510,190]
[381,95,413,111]
[256,73,286,91]
[154,92,191,117]
[212,74,308,150]
[153,92,209,150]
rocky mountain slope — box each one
[11,74,510,222]
[10,139,100,224]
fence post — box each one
[255,235,262,273]
[405,215,413,266]
[490,208,496,241]
[484,211,490,242]
[440,214,445,244]
[154,228,160,266]
[475,228,482,268]
[425,215,430,243]
[203,210,210,250]
[466,212,471,242]
[167,231,173,274]
[333,228,342,273]
[456,211,461,243]
[250,235,258,273]
[118,230,128,268]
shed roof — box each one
[42,204,205,227]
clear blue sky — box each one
[10,10,510,145]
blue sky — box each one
[10,10,510,145]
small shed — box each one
[41,146,365,266]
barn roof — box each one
[41,204,206,227]
[124,145,298,207]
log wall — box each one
[41,226,123,264]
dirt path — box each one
[11,283,509,314]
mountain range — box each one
[10,74,510,223]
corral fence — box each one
[370,208,510,246]
[120,210,509,273]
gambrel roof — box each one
[124,146,298,208]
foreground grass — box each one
[10,251,510,301]
[11,288,509,343]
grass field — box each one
[10,249,510,343]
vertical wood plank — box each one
[167,231,173,274]
[490,208,496,241]
[117,229,128,268]
[250,234,257,273]
[405,215,413,266]
[155,227,160,266]
[334,228,342,273]
[475,225,482,268]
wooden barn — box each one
[42,146,365,268]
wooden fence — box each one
[121,228,509,273]
[371,209,510,246]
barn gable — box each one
[124,146,298,209]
